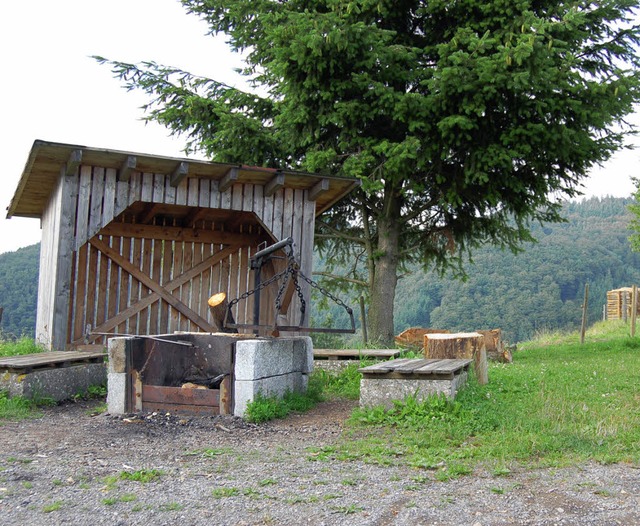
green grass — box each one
[0,390,43,421]
[327,320,640,472]
[0,336,46,357]
[244,374,325,423]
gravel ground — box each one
[1,399,640,525]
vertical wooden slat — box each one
[231,183,243,211]
[176,179,188,206]
[129,237,143,333]
[171,240,184,331]
[300,194,316,327]
[102,168,117,226]
[199,179,211,208]
[200,241,213,322]
[261,187,274,235]
[88,167,105,240]
[220,185,232,210]
[140,237,153,333]
[117,236,132,334]
[271,188,284,240]
[191,239,204,323]
[95,238,109,329]
[209,180,221,210]
[164,176,177,205]
[149,235,163,334]
[188,178,199,207]
[181,242,194,331]
[75,166,92,250]
[141,173,154,202]
[115,180,129,217]
[253,184,264,228]
[282,187,295,241]
[152,173,165,203]
[107,235,120,328]
[128,173,142,206]
[73,243,88,341]
[85,244,99,333]
[160,233,174,334]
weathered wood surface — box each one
[476,328,512,363]
[424,332,488,385]
[313,349,402,360]
[359,358,472,378]
[0,350,106,370]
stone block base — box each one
[1,364,107,402]
[359,371,467,410]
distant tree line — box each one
[314,196,640,343]
[0,244,39,338]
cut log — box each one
[395,327,450,351]
[476,329,512,363]
[207,292,237,333]
[424,332,488,385]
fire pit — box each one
[107,333,313,418]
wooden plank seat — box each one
[313,349,402,361]
[358,358,472,409]
[0,351,106,374]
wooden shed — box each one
[7,140,359,351]
[606,287,640,320]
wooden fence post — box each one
[631,285,637,338]
[580,283,589,345]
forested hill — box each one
[0,197,638,342]
[0,243,39,338]
[392,196,640,342]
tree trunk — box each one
[368,211,400,347]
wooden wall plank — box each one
[140,237,153,333]
[102,168,117,226]
[199,179,211,208]
[95,238,109,330]
[188,178,199,207]
[160,232,174,333]
[181,242,194,331]
[117,236,132,334]
[200,241,213,321]
[72,243,88,342]
[231,183,243,211]
[115,180,129,217]
[141,173,154,202]
[190,240,204,323]
[164,176,177,205]
[209,180,221,209]
[152,173,165,203]
[88,167,105,240]
[128,172,142,206]
[271,188,284,240]
[149,235,163,334]
[85,244,99,333]
[129,237,143,333]
[75,166,92,250]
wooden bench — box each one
[358,358,471,409]
[0,351,106,401]
[313,349,401,361]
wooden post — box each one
[580,283,589,345]
[623,291,628,323]
[424,332,488,385]
[359,296,368,345]
[631,285,638,338]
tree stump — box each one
[424,332,488,385]
[395,327,450,352]
[207,292,237,333]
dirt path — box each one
[1,399,639,525]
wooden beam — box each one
[219,167,239,192]
[170,161,189,187]
[99,222,258,246]
[88,237,215,332]
[264,172,285,197]
[308,178,330,201]
[137,203,162,225]
[66,149,82,176]
[182,207,207,228]
[79,244,242,342]
[119,155,137,182]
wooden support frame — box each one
[65,149,82,176]
[119,155,137,182]
[219,167,239,192]
[265,172,285,197]
[170,162,189,186]
[308,178,330,201]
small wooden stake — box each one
[580,283,589,345]
[631,285,637,338]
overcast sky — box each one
[1,0,638,256]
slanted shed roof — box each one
[7,140,360,219]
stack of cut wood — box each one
[394,327,450,351]
[476,328,512,363]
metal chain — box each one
[298,271,354,314]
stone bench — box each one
[358,358,471,409]
[0,351,107,401]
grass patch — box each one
[331,322,640,472]
[0,336,46,357]
[244,375,324,423]
[0,391,43,421]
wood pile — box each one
[476,329,512,363]
[395,327,450,351]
